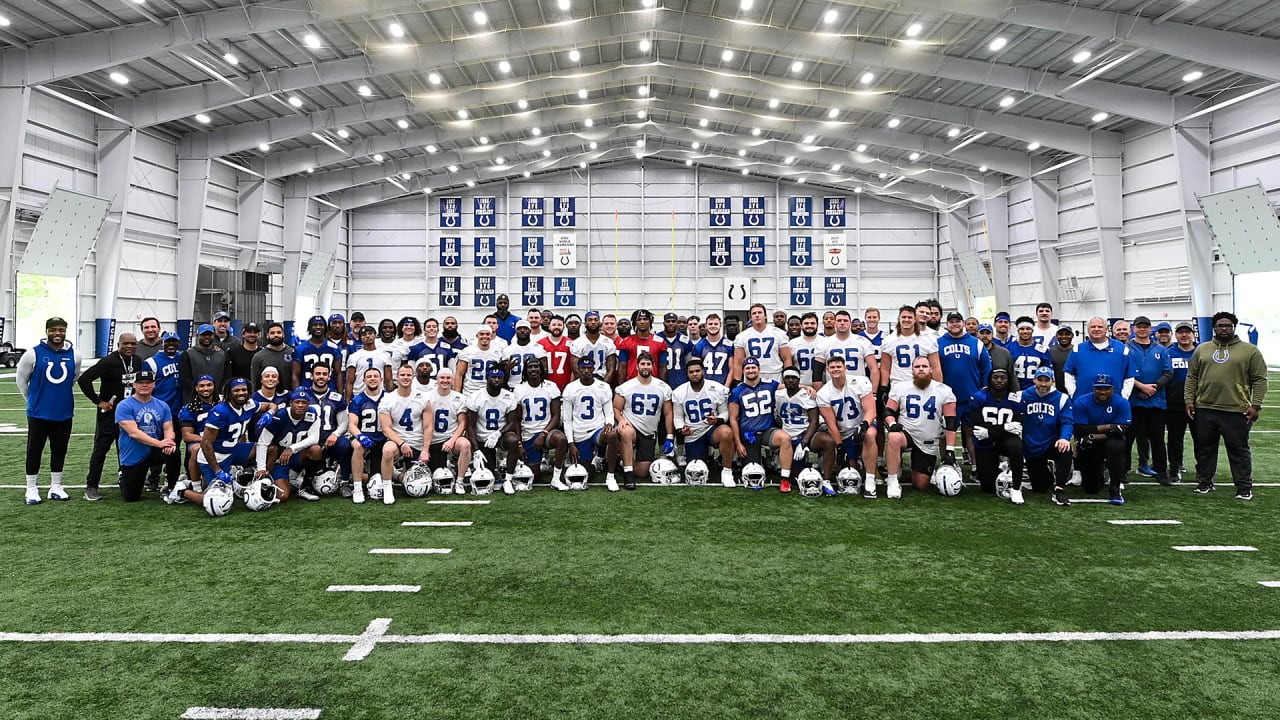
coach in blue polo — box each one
[1063,316,1138,400]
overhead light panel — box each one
[337,128,350,139]
[589,141,598,149]
[722,49,734,62]
[466,179,476,186]
[905,22,922,37]
[638,38,652,52]
[428,72,442,85]
[397,119,410,129]
[1182,70,1204,83]
[1091,111,1109,122]
[523,171,532,177]
[495,157,505,165]
[473,10,488,25]
[388,22,405,38]
[878,172,887,179]
[372,153,384,162]
[784,156,795,164]
[258,142,271,152]
[751,127,761,136]
[401,172,411,180]
[887,118,900,128]
[447,164,459,171]
[947,127,961,138]
[638,84,650,96]
[637,109,647,119]
[109,71,129,85]
[498,60,511,73]
[479,136,490,144]
[988,37,1007,52]
[738,149,747,156]
[558,0,571,9]
[908,152,921,161]
[457,109,469,119]
[578,88,588,99]
[426,144,438,152]
[357,84,372,96]
[691,141,700,149]
[1072,49,1092,64]
[194,113,211,124]
[831,164,841,171]
[542,150,551,157]
[979,165,988,172]
[288,96,303,107]
[827,108,839,119]
[568,49,581,62]
[531,127,541,136]
[860,71,875,85]
[797,177,806,183]
[699,118,708,127]
[791,60,805,73]
[708,88,720,98]
[768,98,780,109]
[584,118,594,127]
[517,98,528,109]
[999,96,1016,108]
[223,52,238,65]
[855,144,867,152]
[741,168,749,175]
[1026,141,1041,151]
[303,33,320,48]
[803,134,816,144]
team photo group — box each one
[15,294,1267,516]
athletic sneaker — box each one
[25,487,42,505]
[886,479,902,500]
[820,480,837,496]
[1172,469,1183,483]
[605,474,620,492]
[779,479,792,494]
[144,478,159,493]
[351,483,365,504]
[1067,470,1082,487]
[1236,490,1254,501]
[165,479,191,505]
[1155,473,1174,487]
[1193,480,1216,494]
[83,487,102,502]
[47,485,70,501]
[452,479,466,495]
[1109,486,1125,505]
[382,481,395,505]
[1051,487,1071,507]
[1009,487,1025,505]
[297,487,320,502]
[339,481,354,498]
[502,478,515,495]
[720,468,736,488]
[1137,464,1157,478]
[550,476,570,491]
[862,476,877,499]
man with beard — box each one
[937,311,991,463]
[377,365,432,506]
[1019,367,1075,505]
[1047,326,1075,394]
[786,312,829,390]
[145,332,184,433]
[441,316,467,352]
[1127,315,1173,483]
[616,317,632,339]
[255,387,321,505]
[504,319,548,388]
[823,310,879,385]
[211,311,241,352]
[466,366,521,487]
[977,323,1014,379]
[78,333,141,501]
[175,375,218,490]
[732,303,792,385]
[404,318,455,380]
[169,377,257,507]
[17,317,83,504]
[115,369,179,502]
[992,312,1014,347]
[658,312,693,390]
[292,315,343,396]
[968,368,1023,501]
[347,312,367,342]
[251,322,294,392]
[883,355,958,498]
[694,313,735,386]
[492,293,519,342]
[878,306,942,410]
[537,315,574,391]
[135,317,163,360]
[615,309,667,383]
[728,357,793,490]
[324,314,351,369]
[613,353,674,489]
[513,358,569,490]
[179,324,228,403]
[814,356,877,497]
[302,363,350,499]
[562,357,619,485]
[1073,374,1131,505]
[569,310,619,383]
[226,322,262,384]
[673,357,734,484]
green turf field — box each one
[2,375,1280,719]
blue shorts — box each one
[198,442,255,482]
[573,428,605,464]
[271,452,306,481]
[522,437,544,465]
[685,432,715,461]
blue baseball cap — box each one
[1033,366,1055,380]
[584,311,601,320]
[228,378,250,390]
[486,366,506,379]
[197,324,215,335]
[308,315,325,326]
[196,374,215,384]
[1153,322,1172,332]
[577,355,596,366]
[161,332,180,342]
[290,388,311,402]
[742,357,760,368]
[328,313,345,323]
[1092,373,1114,388]
[977,323,993,333]
[994,311,1011,322]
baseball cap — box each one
[742,357,760,368]
[196,374,215,384]
[1033,366,1055,380]
[1154,322,1172,332]
[1092,373,1114,388]
[946,311,964,322]
[632,309,653,322]
[989,367,1009,376]
[515,318,532,329]
[576,355,596,366]
[1176,321,1195,331]
[161,332,181,342]
[584,311,601,320]
[994,311,1011,322]
[214,311,231,320]
[664,312,679,321]
[1056,326,1074,335]
[977,323,993,333]
[197,324,215,335]
[134,369,156,383]
[45,316,67,329]
[328,313,345,323]
[486,366,506,379]
[243,322,261,332]
[1132,315,1152,326]
[290,388,311,402]
[350,311,365,321]
[359,325,376,335]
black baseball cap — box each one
[946,312,964,322]
[664,312,679,321]
[243,322,261,332]
[134,369,156,383]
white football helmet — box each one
[511,461,536,492]
[432,467,456,494]
[684,459,710,486]
[649,457,679,485]
[933,464,964,496]
[741,462,768,490]
[469,467,496,495]
[230,467,253,498]
[796,467,824,498]
[203,483,234,517]
[313,469,339,496]
[564,463,590,491]
[243,477,281,511]
[995,460,1013,500]
[367,473,385,501]
[402,462,433,497]
[835,466,862,495]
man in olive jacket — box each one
[1184,311,1268,499]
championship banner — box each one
[744,235,766,266]
[554,277,577,307]
[521,236,545,267]
[823,233,847,270]
[744,196,766,227]
[474,277,496,307]
[523,276,544,307]
[439,276,461,307]
[439,196,461,228]
[439,236,461,268]
[553,196,576,227]
[474,236,496,268]
[474,196,496,228]
[709,236,732,267]
[790,277,812,306]
[789,236,812,267]
[522,197,544,227]
[789,196,813,227]
[823,197,846,228]
[825,276,847,307]
[553,233,577,269]
[709,197,731,227]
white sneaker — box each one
[47,485,70,501]
[502,478,515,495]
[550,477,570,491]
[352,483,366,504]
[720,469,737,488]
[1020,481,1032,491]
[1009,487,1025,505]
[1068,470,1083,487]
[605,474,620,492]
[886,479,902,500]
[382,481,395,505]
[165,479,191,505]
[296,487,320,501]
[863,475,877,499]
[24,487,42,505]
[452,479,466,495]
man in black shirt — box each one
[77,333,141,501]
[227,322,261,382]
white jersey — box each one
[570,335,618,379]
[615,377,673,437]
[513,381,561,442]
[671,380,730,442]
[488,336,509,352]
[465,388,517,446]
[379,389,431,449]
[527,329,548,346]
[880,333,939,384]
[457,345,505,395]
[427,389,464,445]
[1032,323,1059,352]
[822,334,877,378]
[786,336,830,386]
[816,376,874,440]
[889,380,956,455]
[561,379,615,443]
[412,380,433,394]
[503,341,548,387]
[346,347,394,395]
[734,325,789,378]
[775,386,817,441]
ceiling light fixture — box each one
[584,118,594,127]
[709,88,720,98]
[999,96,1016,108]
[824,9,838,24]
[738,149,747,156]
[223,52,238,65]
[337,128,350,138]
[401,172,411,180]
[288,96,303,107]
[827,108,839,119]
[447,164,459,171]
[578,88,588,99]
[109,71,129,85]
[589,141,598,149]
[791,60,805,73]
[905,22,922,37]
[908,152,921,161]
[467,179,476,186]
[457,109,469,119]
[498,60,511,73]
[751,127,761,136]
[699,118,709,127]
[988,36,1007,52]
[372,153,384,161]
[637,109,647,119]
[542,150,551,157]
[479,136,489,144]
[1091,111,1109,122]
[195,113,211,124]
[1072,49,1092,64]
[638,84,650,95]
[831,164,841,171]
[473,10,488,25]
[357,84,372,96]
[1182,70,1204,83]
[691,141,700,149]
[531,127,542,136]
[388,22,405,38]
[428,72,442,85]
[569,49,581,62]
[516,98,528,109]
[803,134,816,144]
[258,142,271,152]
[1027,141,1041,151]
[426,144,438,152]
[639,38,652,52]
[722,49,734,62]
[887,118,901,128]
[860,71,875,84]
[856,144,867,152]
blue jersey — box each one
[729,379,780,440]
[1007,341,1052,391]
[144,351,182,415]
[1064,339,1137,399]
[203,399,259,455]
[1017,388,1072,457]
[24,340,79,421]
[693,337,734,385]
[1127,340,1172,409]
[660,333,693,388]
[966,389,1022,450]
[349,391,386,442]
[1170,346,1194,384]
[266,405,318,448]
[936,333,990,408]
[304,386,347,439]
[252,389,289,407]
[115,396,172,466]
[294,340,343,384]
[1072,393,1132,431]
[406,340,455,377]
[178,400,216,436]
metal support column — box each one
[1170,121,1215,337]
[981,193,1011,310]
[1089,152,1126,318]
[281,192,309,340]
[1030,177,1062,310]
[0,86,31,343]
[176,155,212,347]
[317,208,342,317]
[943,210,972,316]
[94,123,136,356]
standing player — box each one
[860,307,887,348]
[292,315,342,394]
[347,367,387,504]
[813,356,877,496]
[992,312,1014,347]
[537,315,574,391]
[693,313,734,386]
[513,359,568,489]
[823,310,879,385]
[786,312,829,390]
[562,356,619,489]
[883,356,958,498]
[613,354,674,489]
[672,357,734,484]
[1007,317,1052,391]
[732,303,792,384]
[878,306,942,407]
[456,325,505,395]
[1165,321,1197,482]
[378,365,432,505]
[615,310,668,384]
[465,366,521,487]
[728,357,794,490]
[1032,303,1060,350]
[404,318,455,379]
[17,317,83,504]
[658,312,694,390]
[937,311,991,463]
[569,311,619,383]
[345,326,393,402]
[504,319,548,387]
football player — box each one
[504,319,549,387]
[562,356,619,488]
[615,309,668,384]
[728,357,793,490]
[937,311,991,464]
[302,363,351,499]
[823,310,879,385]
[693,313,734,386]
[176,375,218,490]
[170,377,259,506]
[422,367,471,492]
[345,325,394,402]
[569,311,619,383]
[860,307,887,348]
[378,365,432,505]
[1032,302,1060,350]
[347,366,387,504]
[1072,373,1131,505]
[672,357,734,485]
[613,353,674,489]
[658,312,694,390]
[1007,316,1052,391]
[878,305,942,408]
[255,387,322,503]
[786,312,829,390]
[968,368,1024,499]
[775,366,819,485]
[456,325,506,395]
[403,317,455,381]
[292,315,343,394]
[732,303,792,384]
[465,365,521,485]
[1018,366,1074,505]
[513,358,568,490]
[814,356,877,496]
[537,315,574,391]
[883,355,958,498]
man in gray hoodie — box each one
[178,324,228,402]
[251,321,295,392]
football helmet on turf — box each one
[995,460,1013,500]
[649,457,679,485]
[796,467,824,498]
[933,464,964,496]
[683,459,710,486]
[741,462,768,490]
[564,463,589,490]
[230,467,253,498]
[835,466,862,495]
[432,467,456,495]
[469,467,496,495]
[243,477,281,511]
[511,461,535,492]
[313,469,339,496]
[402,462,433,497]
[203,483,234,517]
[367,473,385,501]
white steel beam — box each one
[280,194,311,342]
[183,97,416,157]
[93,123,136,356]
[1170,121,1214,326]
[0,87,30,336]
[943,210,972,315]
[176,155,212,346]
[1029,177,1062,309]
[981,192,1011,310]
[235,179,267,271]
[1089,153,1126,317]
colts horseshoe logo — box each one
[45,359,69,384]
[727,283,747,301]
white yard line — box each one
[326,585,420,593]
[401,521,473,527]
[1108,520,1183,525]
[1257,581,1280,587]
[425,500,490,505]
[181,708,321,720]
[1172,545,1257,552]
[367,548,452,555]
[342,618,392,662]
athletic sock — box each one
[25,474,37,489]
[780,468,791,478]
[50,472,64,487]
[552,467,563,484]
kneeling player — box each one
[1072,373,1131,505]
[728,357,794,491]
[170,378,259,507]
[968,368,1025,500]
[422,367,471,493]
[513,359,569,489]
[465,366,521,488]
[613,353,674,490]
[673,357,733,485]
[883,356,958,498]
[378,365,431,505]
[348,366,387,503]
[255,388,322,502]
[813,356,877,496]
[176,375,218,491]
[1018,366,1074,505]
[561,356,618,488]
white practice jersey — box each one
[1032,323,1059,352]
[379,389,431,449]
[465,388,517,446]
[775,387,817,441]
[569,336,618,380]
[671,380,730,442]
[346,348,394,395]
[889,380,956,455]
[816,376,874,440]
[457,345,505,395]
[427,390,464,445]
[822,334,877,378]
[561,379,615,443]
[734,325,789,377]
[880,333,939,385]
[786,336,830,386]
[504,341,548,387]
[615,377,673,437]
[513,381,561,442]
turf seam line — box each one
[181,708,322,719]
[342,618,392,662]
[367,548,452,555]
[1172,545,1258,551]
[401,521,474,526]
[1107,520,1183,525]
[326,585,421,593]
[1258,581,1280,587]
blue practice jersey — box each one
[1007,342,1052,391]
[349,391,386,442]
[178,400,216,436]
[406,340,455,377]
[266,405,318,447]
[693,337,734,385]
[660,333,694,388]
[1073,393,1132,430]
[144,351,182,414]
[937,333,990,408]
[294,339,343,384]
[24,340,79,421]
[729,379,779,440]
[203,399,259,455]
[966,389,1022,450]
[304,386,347,439]
[1017,388,1073,457]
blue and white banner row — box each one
[437,196,576,228]
[440,234,577,269]
[438,276,576,308]
[710,234,846,268]
[789,277,847,307]
[437,196,847,228]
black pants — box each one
[1026,446,1072,491]
[119,448,181,502]
[26,417,73,476]
[974,436,1023,494]
[1194,408,1253,493]
[86,410,120,488]
[1128,406,1167,475]
[1076,436,1127,493]
[1165,407,1195,474]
